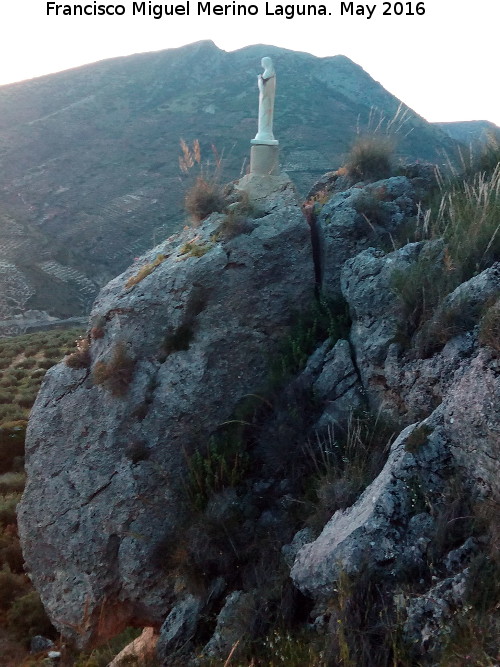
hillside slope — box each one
[0,40,459,331]
[435,119,500,145]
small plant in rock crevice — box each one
[125,253,167,289]
[303,411,395,531]
[92,342,136,397]
[178,240,213,258]
[162,323,194,357]
[65,336,91,369]
[404,423,432,453]
[269,297,350,390]
[180,139,227,224]
[184,433,250,512]
[185,178,227,224]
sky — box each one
[1,0,499,126]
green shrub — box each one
[37,358,56,370]
[0,405,22,424]
[0,390,12,405]
[9,369,26,381]
[43,345,62,358]
[0,567,26,611]
[344,135,394,181]
[0,473,25,495]
[0,532,24,574]
[16,360,36,368]
[15,393,34,409]
[0,356,11,370]
[0,423,26,472]
[6,591,55,642]
[269,297,350,388]
[0,495,21,528]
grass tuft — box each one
[126,254,166,289]
[65,336,91,369]
[344,135,394,181]
[185,177,226,224]
[92,342,136,397]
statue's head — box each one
[261,57,275,76]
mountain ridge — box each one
[0,40,462,333]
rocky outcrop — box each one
[290,241,499,660]
[17,194,314,648]
[341,244,500,427]
[442,347,500,495]
[290,416,451,599]
[202,590,257,659]
[340,241,442,419]
[17,168,499,664]
[312,339,364,429]
[402,570,469,659]
[317,176,421,298]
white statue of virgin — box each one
[252,57,278,145]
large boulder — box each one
[17,196,314,648]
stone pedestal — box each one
[250,144,280,176]
[235,171,295,213]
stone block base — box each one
[250,144,280,176]
[235,172,295,213]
